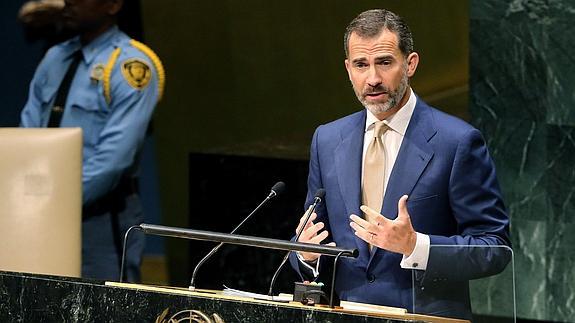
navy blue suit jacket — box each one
[290,98,510,319]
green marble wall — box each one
[470,1,575,321]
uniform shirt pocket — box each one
[36,84,59,125]
[66,93,109,148]
[40,83,57,105]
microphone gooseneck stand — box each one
[267,189,325,297]
[189,181,285,290]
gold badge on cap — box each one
[121,58,152,90]
[90,63,105,83]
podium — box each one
[0,271,468,322]
[0,128,82,277]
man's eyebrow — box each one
[374,54,395,61]
[351,54,396,64]
[351,57,367,64]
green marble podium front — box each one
[0,271,466,322]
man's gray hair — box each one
[344,9,414,58]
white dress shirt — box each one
[299,89,430,276]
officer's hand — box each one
[349,195,417,256]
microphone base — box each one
[293,282,325,305]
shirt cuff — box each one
[296,252,320,277]
[400,232,430,270]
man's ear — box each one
[344,59,352,81]
[406,52,419,77]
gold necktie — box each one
[362,121,387,226]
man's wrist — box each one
[400,232,430,270]
[404,231,418,256]
[297,252,320,277]
[298,252,318,264]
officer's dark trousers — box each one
[82,191,145,282]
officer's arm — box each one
[82,56,159,205]
[20,56,50,127]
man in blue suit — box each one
[289,9,510,320]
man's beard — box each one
[355,69,409,115]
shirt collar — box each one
[67,25,120,64]
[365,88,417,136]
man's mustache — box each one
[363,85,390,96]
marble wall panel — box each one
[471,0,575,321]
[513,219,547,319]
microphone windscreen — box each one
[314,188,326,199]
[271,181,286,196]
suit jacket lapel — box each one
[334,110,370,260]
[368,99,436,264]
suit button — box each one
[368,274,375,283]
[413,263,418,268]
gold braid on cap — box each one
[103,47,121,105]
[129,39,165,102]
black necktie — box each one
[48,50,83,128]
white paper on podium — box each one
[222,285,292,302]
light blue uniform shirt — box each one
[21,26,159,205]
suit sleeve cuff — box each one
[296,252,320,277]
[400,232,430,270]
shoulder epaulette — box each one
[130,39,165,102]
[102,40,165,105]
[103,47,121,105]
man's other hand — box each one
[350,195,417,256]
[295,208,334,262]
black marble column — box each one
[470,1,575,321]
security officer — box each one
[20,0,165,282]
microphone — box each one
[189,181,285,290]
[267,188,325,296]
